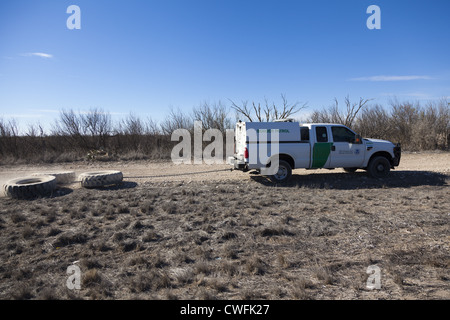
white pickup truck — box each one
[227,120,401,183]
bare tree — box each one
[0,118,20,157]
[192,100,232,132]
[113,113,147,152]
[119,113,145,136]
[410,99,449,150]
[25,122,45,138]
[80,108,112,149]
[160,107,194,135]
[308,109,332,124]
[229,100,253,122]
[230,94,307,122]
[81,108,112,146]
[308,96,372,128]
[330,96,373,127]
[145,117,161,135]
[353,104,392,139]
[54,109,82,136]
[274,94,308,121]
[52,108,113,150]
[389,100,420,148]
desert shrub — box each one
[377,99,449,150]
[308,98,449,151]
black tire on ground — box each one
[367,156,391,178]
[3,175,57,199]
[269,160,292,183]
[79,170,123,188]
[32,171,76,185]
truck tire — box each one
[32,171,76,185]
[3,175,57,199]
[79,170,123,188]
[367,156,390,178]
[269,160,292,183]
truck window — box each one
[300,127,309,141]
[316,127,328,142]
[331,126,356,143]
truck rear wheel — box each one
[269,160,292,183]
[367,156,390,178]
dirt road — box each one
[1,152,449,197]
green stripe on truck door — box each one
[311,143,333,168]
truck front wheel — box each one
[367,156,391,178]
[269,160,292,183]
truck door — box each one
[311,126,333,168]
[329,126,365,168]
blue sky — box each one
[1,0,449,131]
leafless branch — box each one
[230,94,307,122]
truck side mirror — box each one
[354,134,362,144]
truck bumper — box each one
[392,143,401,167]
[227,156,247,170]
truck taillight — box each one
[244,147,249,159]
